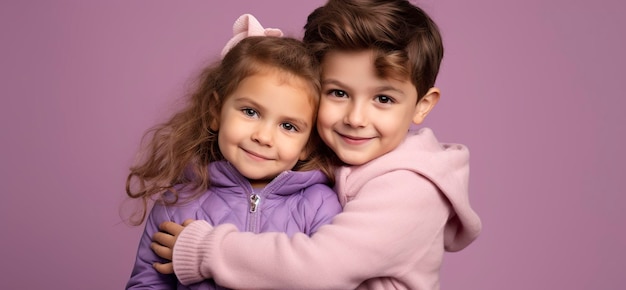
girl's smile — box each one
[218,70,315,185]
[241,147,274,162]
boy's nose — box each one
[344,103,368,128]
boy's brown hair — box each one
[304,0,444,99]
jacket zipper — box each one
[249,194,260,213]
[248,193,261,233]
[244,172,289,233]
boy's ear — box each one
[413,87,440,125]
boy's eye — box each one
[375,95,394,104]
[329,89,348,98]
[242,108,258,118]
[281,123,298,132]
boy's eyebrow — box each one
[322,79,355,92]
[233,96,310,130]
[376,85,406,96]
[322,78,407,96]
[322,79,348,88]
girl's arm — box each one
[303,183,343,234]
[126,203,178,289]
[171,170,451,289]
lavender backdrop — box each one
[1,0,624,289]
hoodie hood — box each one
[336,127,482,252]
[208,160,329,197]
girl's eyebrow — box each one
[283,116,309,131]
[232,96,310,130]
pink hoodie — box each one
[173,127,482,289]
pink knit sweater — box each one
[173,128,482,289]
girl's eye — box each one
[242,108,258,118]
[375,95,394,104]
[328,89,348,98]
[281,123,298,132]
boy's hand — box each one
[151,219,195,274]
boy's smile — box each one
[317,50,430,166]
[336,132,374,146]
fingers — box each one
[151,241,173,260]
[158,221,184,234]
[182,219,195,226]
[153,231,176,248]
[153,262,174,275]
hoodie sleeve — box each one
[173,170,451,289]
[126,203,178,289]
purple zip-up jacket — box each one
[126,160,342,290]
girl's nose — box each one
[251,124,274,146]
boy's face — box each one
[317,50,422,166]
[218,70,314,187]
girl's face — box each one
[317,50,423,166]
[218,70,315,187]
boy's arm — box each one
[152,185,342,279]
[126,203,178,289]
[169,170,451,289]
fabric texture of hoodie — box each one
[172,128,482,290]
[126,160,341,289]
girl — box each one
[125,14,342,289]
[153,1,482,289]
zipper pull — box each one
[249,194,260,213]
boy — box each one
[153,1,481,289]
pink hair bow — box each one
[221,14,284,57]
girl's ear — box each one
[209,119,219,132]
[413,87,440,125]
[299,144,312,161]
[210,92,221,131]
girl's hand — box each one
[151,219,195,274]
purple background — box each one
[1,1,624,289]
